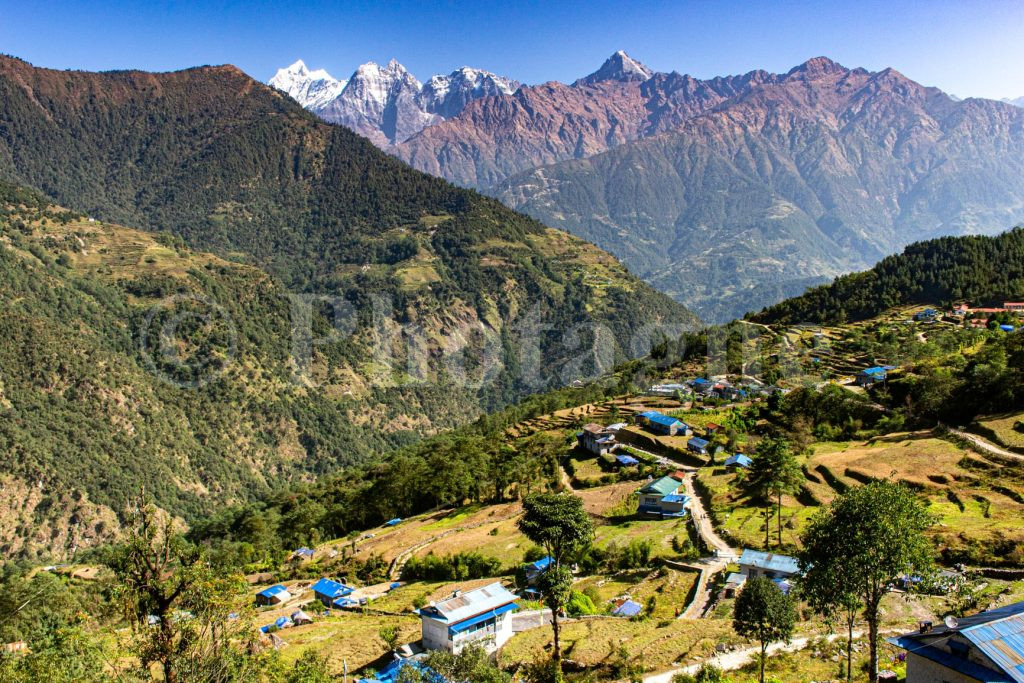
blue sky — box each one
[2,0,1023,99]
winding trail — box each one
[677,471,737,618]
[949,427,1024,461]
[641,631,863,682]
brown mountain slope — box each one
[494,58,1024,320]
[394,52,769,188]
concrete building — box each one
[890,600,1024,682]
[420,582,518,654]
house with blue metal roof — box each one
[856,366,889,387]
[419,582,518,654]
[889,600,1024,682]
[611,599,644,618]
[311,578,355,607]
[688,436,710,455]
[255,584,291,606]
[359,656,447,683]
[636,411,688,436]
[724,454,753,469]
[637,476,689,518]
[738,549,801,581]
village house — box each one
[705,422,722,436]
[724,453,752,469]
[889,600,1024,682]
[636,475,690,518]
[856,366,889,387]
[255,584,291,606]
[636,410,688,436]
[310,577,355,607]
[577,423,618,456]
[419,582,519,653]
[523,556,552,585]
[687,436,710,455]
[739,549,800,586]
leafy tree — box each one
[746,438,802,547]
[379,625,400,652]
[732,577,796,683]
[104,501,267,683]
[0,624,108,683]
[799,567,862,683]
[799,481,934,682]
[517,493,594,679]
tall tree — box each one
[799,481,934,682]
[104,501,269,683]
[517,493,594,680]
[732,577,796,683]
[747,437,802,547]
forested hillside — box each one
[0,183,453,558]
[752,228,1024,324]
[0,55,696,403]
[0,54,696,558]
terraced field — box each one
[699,432,1024,564]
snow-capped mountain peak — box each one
[419,66,520,118]
[268,58,517,146]
[577,50,654,85]
[268,59,346,110]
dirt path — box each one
[950,428,1024,461]
[674,472,737,618]
[681,472,736,559]
[642,631,862,682]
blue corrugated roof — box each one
[637,410,661,419]
[530,556,553,571]
[861,366,888,376]
[448,602,518,634]
[688,437,710,449]
[647,413,682,427]
[739,549,800,575]
[725,454,753,467]
[311,578,354,599]
[616,454,639,466]
[962,610,1024,682]
[257,584,288,598]
[660,494,689,504]
[888,636,1014,682]
[612,599,643,617]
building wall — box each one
[905,652,983,683]
[421,616,450,652]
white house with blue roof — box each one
[255,584,291,606]
[890,600,1024,682]
[420,582,519,653]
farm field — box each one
[699,432,1024,564]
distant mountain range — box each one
[270,58,519,147]
[1004,96,1024,108]
[275,52,1024,322]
